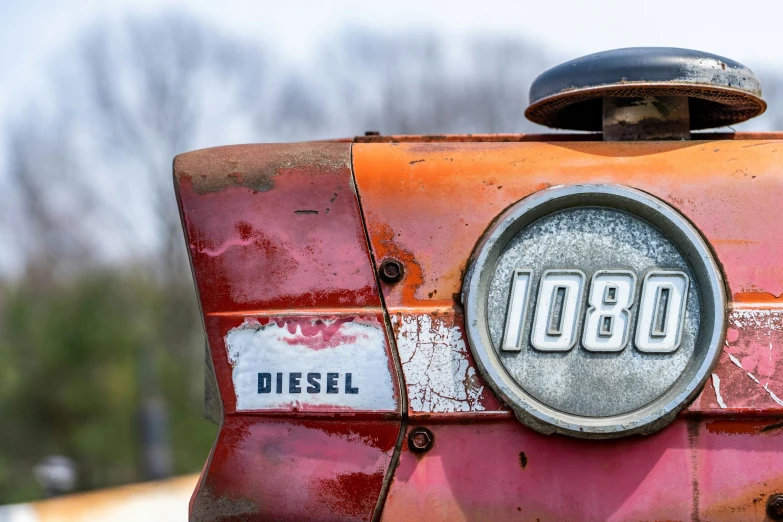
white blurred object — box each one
[0,474,198,522]
[33,456,78,497]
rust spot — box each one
[686,419,700,522]
[706,420,783,435]
[190,484,259,520]
[701,476,783,521]
[518,451,528,469]
[316,470,385,520]
[235,220,253,240]
[370,222,426,305]
[174,142,349,195]
[733,289,783,305]
[307,421,398,453]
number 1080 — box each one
[501,269,689,354]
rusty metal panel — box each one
[175,143,404,521]
[352,131,783,143]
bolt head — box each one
[379,259,403,283]
[408,427,433,452]
[768,494,783,520]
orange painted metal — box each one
[354,139,783,310]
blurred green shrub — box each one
[0,271,216,503]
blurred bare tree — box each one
[274,30,549,138]
[742,70,783,132]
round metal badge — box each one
[463,185,726,438]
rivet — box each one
[408,427,434,453]
[379,259,404,283]
[767,494,783,520]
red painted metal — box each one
[354,139,783,418]
[175,143,403,520]
[192,417,398,521]
[691,310,783,413]
[175,143,380,313]
[381,419,783,521]
[351,136,783,520]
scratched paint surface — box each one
[177,137,783,521]
[394,309,783,415]
[226,317,396,411]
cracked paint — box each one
[392,313,486,412]
[692,309,783,411]
[711,374,727,409]
[725,352,783,407]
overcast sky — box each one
[3,0,783,131]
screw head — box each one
[379,259,404,283]
[768,494,783,520]
[408,427,433,453]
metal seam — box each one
[350,143,409,522]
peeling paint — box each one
[225,317,396,411]
[689,308,783,411]
[712,374,727,409]
[174,142,350,195]
[726,351,783,407]
[192,236,255,257]
[392,313,485,412]
[729,308,783,330]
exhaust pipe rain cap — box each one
[525,47,765,137]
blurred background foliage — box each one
[1,10,782,504]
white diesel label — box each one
[225,317,396,411]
